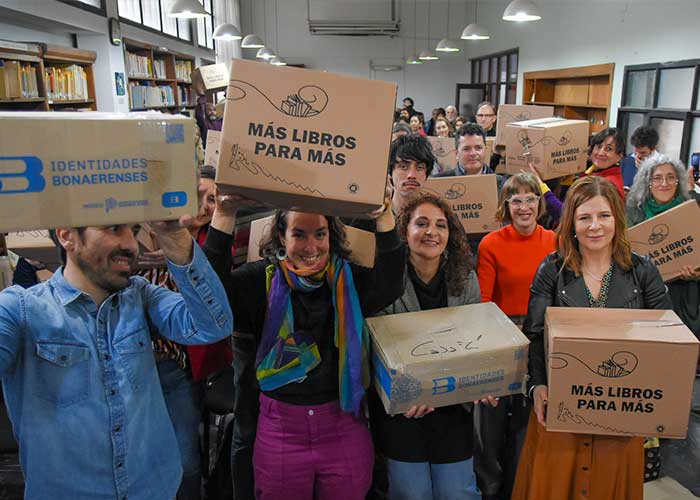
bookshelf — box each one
[123,38,195,112]
[0,40,97,112]
[523,63,615,135]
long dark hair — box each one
[397,191,473,296]
[259,210,352,262]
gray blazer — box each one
[379,267,481,316]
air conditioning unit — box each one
[308,19,400,36]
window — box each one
[56,0,105,15]
[196,0,215,50]
[117,0,196,43]
[470,48,519,105]
[618,59,700,164]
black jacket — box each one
[524,251,672,389]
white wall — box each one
[455,0,700,124]
[0,22,73,46]
[238,0,472,113]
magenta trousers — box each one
[253,394,373,500]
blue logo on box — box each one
[162,191,188,207]
[0,156,46,194]
[508,382,522,391]
[166,124,185,144]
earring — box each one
[276,247,287,261]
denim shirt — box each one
[0,243,233,500]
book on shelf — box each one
[126,52,153,78]
[175,60,193,82]
[178,84,193,106]
[45,65,89,101]
[153,59,167,80]
[0,60,39,99]
[128,82,176,109]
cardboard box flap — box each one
[369,302,529,371]
[507,117,582,129]
[546,307,698,344]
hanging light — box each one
[503,0,542,21]
[167,0,208,19]
[419,0,439,61]
[405,0,423,65]
[241,34,264,48]
[435,0,460,52]
[256,47,275,60]
[241,0,264,48]
[212,23,242,41]
[461,0,490,40]
[270,56,287,66]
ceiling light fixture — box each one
[503,0,542,22]
[406,0,423,65]
[420,0,439,61]
[436,0,460,52]
[461,0,491,40]
[241,0,264,48]
[167,0,207,19]
[212,23,242,41]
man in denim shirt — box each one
[0,218,233,500]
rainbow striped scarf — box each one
[255,255,369,415]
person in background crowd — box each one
[534,128,628,226]
[425,107,447,136]
[192,69,222,144]
[455,115,467,132]
[512,176,671,500]
[475,102,497,137]
[392,122,412,142]
[399,108,411,123]
[403,96,417,116]
[203,184,405,500]
[435,123,505,257]
[475,174,556,500]
[621,126,662,189]
[390,135,436,214]
[410,114,427,136]
[434,116,454,138]
[135,165,232,500]
[446,105,458,127]
[370,191,495,500]
[0,213,233,499]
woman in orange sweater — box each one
[475,173,556,500]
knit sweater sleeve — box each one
[476,233,498,303]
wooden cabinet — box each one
[124,38,194,112]
[43,44,97,110]
[523,63,615,134]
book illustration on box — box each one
[627,223,671,246]
[550,350,639,378]
[225,143,325,196]
[516,129,574,150]
[422,183,467,201]
[227,80,329,118]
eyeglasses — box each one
[650,175,679,186]
[476,113,495,118]
[508,195,540,208]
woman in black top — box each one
[203,189,405,500]
[369,191,493,500]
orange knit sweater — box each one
[477,224,556,317]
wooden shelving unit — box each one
[123,38,194,113]
[523,63,615,134]
[0,40,97,112]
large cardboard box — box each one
[192,63,230,92]
[5,230,61,269]
[545,307,699,438]
[246,214,376,268]
[427,136,457,174]
[495,104,553,146]
[216,59,397,217]
[503,117,589,180]
[0,112,197,232]
[627,200,700,282]
[368,302,529,414]
[424,175,500,234]
[204,130,222,167]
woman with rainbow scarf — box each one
[203,186,405,500]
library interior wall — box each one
[240,0,700,122]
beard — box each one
[73,248,136,294]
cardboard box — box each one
[427,136,457,173]
[423,175,500,234]
[627,200,700,282]
[204,130,222,167]
[367,302,529,414]
[495,104,553,146]
[503,117,589,180]
[545,307,699,438]
[0,112,197,233]
[192,63,229,92]
[246,214,376,268]
[5,230,61,268]
[485,138,506,174]
[216,59,397,217]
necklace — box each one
[583,264,611,282]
